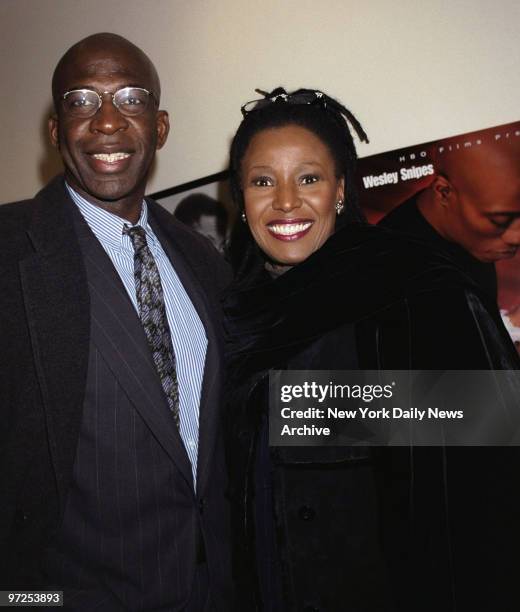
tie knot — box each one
[123,225,148,251]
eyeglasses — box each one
[61,87,156,118]
[240,89,327,117]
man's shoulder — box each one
[0,176,68,225]
[0,197,37,223]
[0,177,76,262]
[378,194,422,231]
[0,198,42,251]
[146,197,218,258]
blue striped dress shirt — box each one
[67,183,206,487]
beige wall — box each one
[1,0,518,203]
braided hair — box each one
[227,87,369,279]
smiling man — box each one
[0,33,233,611]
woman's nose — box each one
[272,183,302,212]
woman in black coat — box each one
[223,88,520,612]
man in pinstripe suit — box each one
[0,33,234,611]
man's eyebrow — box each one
[121,82,148,89]
[62,82,146,93]
[60,84,92,93]
[485,212,520,218]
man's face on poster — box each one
[440,147,520,263]
[192,214,225,252]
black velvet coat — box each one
[223,224,520,612]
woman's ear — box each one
[336,176,345,203]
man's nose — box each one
[502,219,520,246]
[272,183,302,212]
[90,95,128,134]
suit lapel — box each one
[72,211,194,488]
[19,179,195,501]
[148,203,222,495]
[20,177,90,507]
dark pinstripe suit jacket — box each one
[0,176,234,610]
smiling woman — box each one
[241,124,343,267]
[222,87,520,612]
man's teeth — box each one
[92,152,131,162]
[268,222,313,236]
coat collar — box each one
[223,223,483,384]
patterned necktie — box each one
[123,225,180,427]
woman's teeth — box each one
[268,222,313,236]
[92,152,131,163]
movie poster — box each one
[356,121,520,347]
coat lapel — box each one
[148,202,222,495]
[72,210,194,488]
[19,177,90,507]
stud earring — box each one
[335,200,344,215]
[241,212,247,223]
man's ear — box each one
[48,115,60,150]
[155,110,170,150]
[432,174,455,207]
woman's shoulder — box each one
[325,223,458,267]
[222,222,507,378]
[223,222,483,342]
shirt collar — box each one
[66,183,158,253]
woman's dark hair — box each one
[227,87,369,279]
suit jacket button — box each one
[198,498,205,514]
[298,505,316,521]
[304,606,320,612]
[14,510,30,529]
